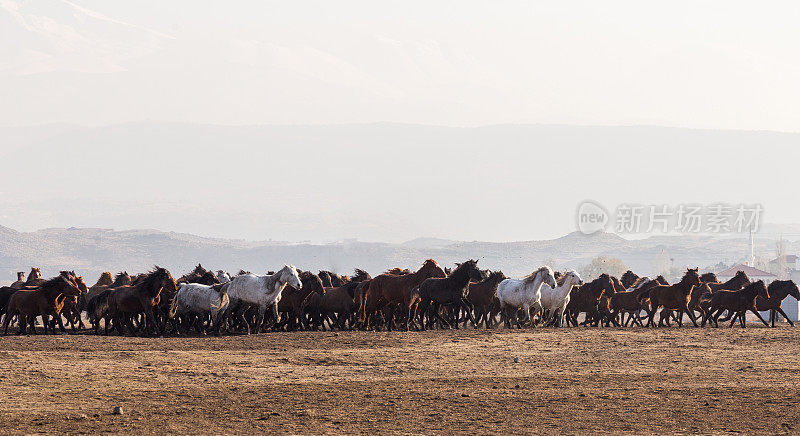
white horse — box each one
[496,266,557,328]
[225,265,301,334]
[539,270,582,327]
[215,270,232,284]
[169,282,230,335]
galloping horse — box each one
[564,274,615,327]
[416,260,483,330]
[495,266,557,328]
[703,280,770,328]
[640,268,702,327]
[540,270,583,327]
[225,265,302,334]
[2,275,82,335]
[106,267,178,336]
[360,259,446,331]
[169,282,229,335]
[465,271,507,328]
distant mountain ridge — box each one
[0,224,791,286]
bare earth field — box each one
[0,327,798,435]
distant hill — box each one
[0,225,789,286]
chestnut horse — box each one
[640,268,702,327]
[360,259,446,330]
[106,267,177,336]
[703,280,770,328]
[2,275,82,335]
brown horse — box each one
[177,264,212,284]
[620,270,640,289]
[466,271,507,328]
[24,267,45,287]
[360,259,446,330]
[704,280,770,328]
[416,260,483,330]
[609,277,656,326]
[700,272,719,283]
[564,274,615,327]
[106,267,177,336]
[2,275,82,335]
[640,268,702,327]
[275,271,325,331]
[707,270,750,292]
[55,271,88,331]
[726,280,800,327]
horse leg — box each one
[775,307,794,327]
[16,314,26,335]
[751,309,770,327]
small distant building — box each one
[767,254,799,277]
[718,263,797,322]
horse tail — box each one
[168,294,179,318]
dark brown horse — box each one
[609,277,656,326]
[726,280,799,327]
[106,267,177,336]
[276,271,325,331]
[416,260,483,330]
[704,280,770,328]
[360,260,446,330]
[466,271,507,328]
[707,270,750,292]
[620,270,640,289]
[564,274,615,327]
[700,272,719,283]
[2,275,82,335]
[640,268,702,327]
[24,267,45,287]
[177,264,212,284]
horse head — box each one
[620,270,639,288]
[454,259,483,282]
[747,280,769,300]
[279,265,302,290]
[29,267,41,280]
[299,270,324,294]
[419,259,446,279]
[16,272,24,281]
[732,270,751,288]
[680,268,702,289]
[562,270,583,288]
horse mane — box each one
[114,272,131,286]
[352,268,372,282]
[386,267,411,275]
[522,266,552,285]
[629,276,650,289]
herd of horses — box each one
[0,259,798,336]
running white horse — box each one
[169,282,230,335]
[215,270,232,284]
[496,266,557,328]
[539,270,582,327]
[225,265,301,334]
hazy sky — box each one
[2,0,799,131]
[1,1,799,243]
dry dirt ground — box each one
[0,327,799,434]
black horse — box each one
[416,260,483,330]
